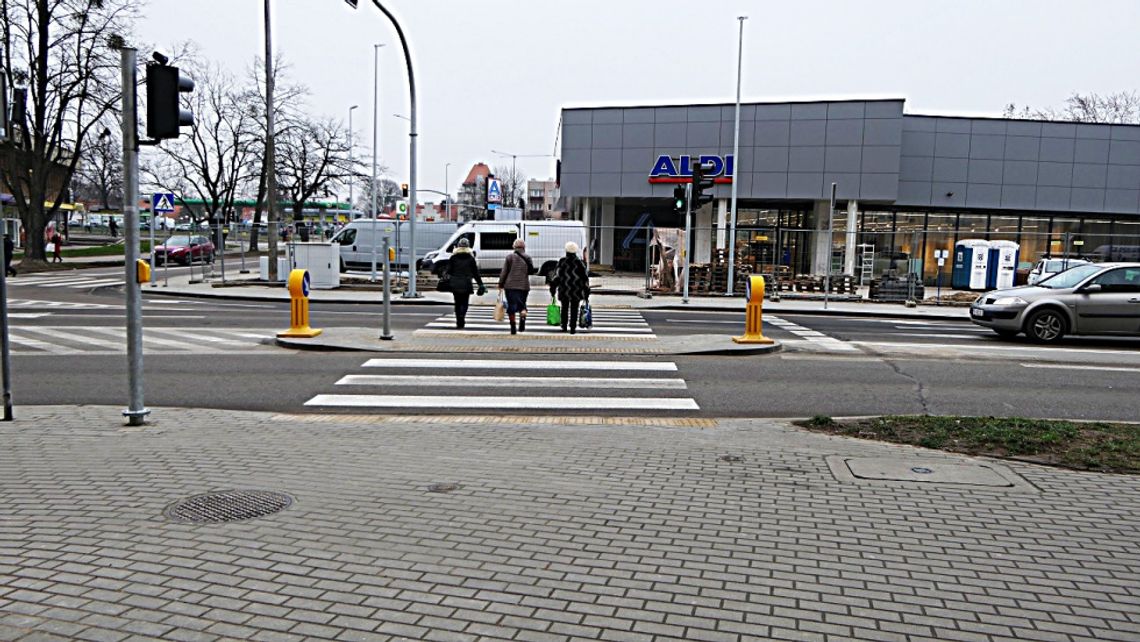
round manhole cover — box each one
[718,455,745,463]
[165,490,293,524]
[910,467,934,475]
[427,483,461,493]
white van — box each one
[331,219,457,272]
[421,220,587,278]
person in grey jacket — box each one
[497,238,534,335]
[447,238,485,329]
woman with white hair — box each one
[497,237,534,334]
[552,241,589,334]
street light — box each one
[347,104,358,216]
[393,113,410,122]
[370,44,385,282]
[444,162,451,220]
[726,15,748,296]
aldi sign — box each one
[648,154,734,184]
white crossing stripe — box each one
[767,314,860,353]
[1020,363,1140,373]
[362,358,677,371]
[36,278,123,289]
[15,326,123,351]
[425,321,652,333]
[336,374,688,390]
[8,298,115,309]
[419,308,656,338]
[6,333,74,354]
[306,395,699,411]
[5,326,273,355]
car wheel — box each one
[1025,309,1066,344]
[993,329,1019,340]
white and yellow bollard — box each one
[732,275,774,344]
[277,269,322,338]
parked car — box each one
[154,235,215,266]
[1026,257,1091,285]
[970,262,1140,343]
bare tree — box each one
[355,176,398,215]
[0,0,135,265]
[1003,91,1140,124]
[275,116,356,241]
[72,115,123,211]
[493,163,527,209]
[142,56,257,237]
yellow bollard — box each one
[277,269,322,338]
[733,275,774,344]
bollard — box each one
[732,275,774,344]
[277,269,322,338]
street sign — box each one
[486,177,503,204]
[152,193,175,213]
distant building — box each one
[526,178,561,220]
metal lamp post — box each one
[347,104,358,216]
[369,44,385,282]
[726,15,747,296]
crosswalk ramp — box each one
[7,272,124,290]
[416,307,655,339]
[4,326,272,355]
[304,356,698,412]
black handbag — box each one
[436,270,452,292]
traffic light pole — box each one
[682,182,692,304]
[120,47,148,426]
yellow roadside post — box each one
[135,259,151,284]
[277,269,322,338]
[733,275,774,344]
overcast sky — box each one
[140,0,1140,203]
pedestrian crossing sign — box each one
[486,178,503,204]
[153,193,176,213]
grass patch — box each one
[16,241,152,259]
[795,415,1140,474]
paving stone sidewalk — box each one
[1,406,1137,642]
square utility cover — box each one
[827,457,1036,492]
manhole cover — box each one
[718,455,745,463]
[165,490,293,524]
[911,467,934,474]
[825,456,1037,493]
[427,483,461,493]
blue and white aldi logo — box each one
[486,177,503,204]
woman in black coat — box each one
[552,242,589,334]
[447,237,485,329]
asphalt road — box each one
[5,266,1140,421]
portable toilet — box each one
[986,240,1020,290]
[952,239,991,290]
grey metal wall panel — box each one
[827,102,865,119]
[590,149,622,173]
[1076,124,1112,140]
[904,117,938,132]
[790,120,826,146]
[754,120,790,146]
[1072,163,1107,188]
[789,147,825,172]
[1039,137,1075,162]
[969,135,1004,160]
[719,121,755,147]
[562,110,591,126]
[971,120,1006,135]
[620,173,653,197]
[729,172,753,195]
[1037,162,1073,187]
[826,120,864,146]
[562,148,591,173]
[752,172,788,197]
[1036,186,1072,211]
[860,174,899,200]
[622,123,654,148]
[897,180,933,204]
[1107,165,1140,189]
[622,149,654,173]
[653,124,686,147]
[754,103,791,121]
[1108,140,1140,166]
[562,124,592,150]
[967,159,1003,184]
[791,103,828,119]
[720,104,757,121]
[931,183,967,207]
[1041,122,1076,138]
[590,173,621,195]
[865,101,905,118]
[687,106,721,122]
[1007,121,1042,137]
[861,146,900,172]
[901,131,935,157]
[1112,126,1140,142]
[1003,160,1038,185]
[560,173,589,196]
[752,147,790,172]
[824,173,861,199]
[825,147,862,172]
[622,108,655,124]
[686,121,721,148]
[864,119,903,146]
[936,119,971,134]
[933,157,968,182]
[1003,136,1040,161]
[1074,139,1110,164]
[787,172,823,198]
[934,132,970,158]
[592,109,624,125]
[899,156,933,182]
[1105,189,1140,213]
[593,124,623,149]
[966,183,1002,208]
[655,107,687,123]
[1071,188,1106,212]
[1001,185,1037,209]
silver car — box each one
[970,263,1140,343]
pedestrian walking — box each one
[108,216,118,238]
[552,242,590,334]
[3,234,16,277]
[497,238,535,335]
[444,238,485,329]
[50,229,63,263]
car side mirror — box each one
[1081,283,1103,293]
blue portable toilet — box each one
[952,240,990,290]
[986,241,1020,290]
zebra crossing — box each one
[416,306,656,339]
[304,356,698,412]
[8,271,124,290]
[3,326,273,355]
[765,314,860,353]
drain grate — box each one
[427,483,461,493]
[165,490,294,524]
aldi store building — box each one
[557,99,1140,284]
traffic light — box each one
[146,61,194,140]
[691,160,715,209]
[673,185,687,213]
[400,183,409,197]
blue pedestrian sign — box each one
[152,193,176,213]
[486,178,503,204]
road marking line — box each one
[305,394,700,410]
[1019,363,1140,373]
[336,374,687,389]
[16,326,124,351]
[414,329,658,339]
[36,279,123,289]
[84,326,198,351]
[362,358,677,371]
[6,333,75,354]
[425,322,652,333]
[896,333,985,340]
[854,341,1140,356]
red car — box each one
[154,235,215,265]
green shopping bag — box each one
[546,301,561,326]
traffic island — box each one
[797,415,1140,474]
